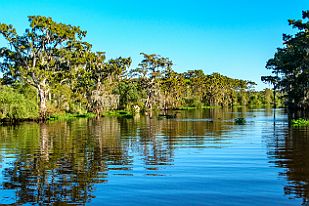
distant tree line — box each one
[0,16,279,121]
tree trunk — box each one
[38,86,48,120]
[273,86,276,126]
[273,87,276,109]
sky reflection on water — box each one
[0,108,307,205]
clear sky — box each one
[0,0,308,90]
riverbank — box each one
[0,110,135,125]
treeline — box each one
[0,16,278,120]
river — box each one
[0,108,308,205]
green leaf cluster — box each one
[263,10,309,110]
[291,118,309,127]
[0,85,38,120]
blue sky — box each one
[0,0,308,90]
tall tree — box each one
[73,53,132,116]
[161,69,186,110]
[0,16,88,119]
[131,53,172,113]
[261,75,280,108]
[264,10,309,110]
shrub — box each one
[291,118,309,127]
[0,86,39,120]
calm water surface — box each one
[0,108,308,205]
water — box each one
[0,108,308,205]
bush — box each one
[47,113,96,121]
[103,110,133,118]
[0,86,39,120]
[291,118,309,127]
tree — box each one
[183,70,206,107]
[161,69,186,110]
[261,75,280,108]
[0,16,88,119]
[72,53,132,116]
[263,11,309,110]
[90,56,131,115]
[131,53,172,113]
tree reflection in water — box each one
[1,121,111,204]
[265,123,309,205]
[0,108,243,204]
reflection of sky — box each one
[93,110,300,205]
[0,109,304,205]
[92,115,301,205]
[0,152,16,204]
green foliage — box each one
[116,80,141,110]
[291,118,309,127]
[234,118,246,125]
[177,106,197,110]
[103,110,133,118]
[263,10,309,110]
[0,16,90,119]
[0,86,38,120]
[183,97,203,108]
[0,15,281,123]
[47,113,96,122]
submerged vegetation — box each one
[234,118,246,125]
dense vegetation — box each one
[0,16,279,121]
[262,10,309,111]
